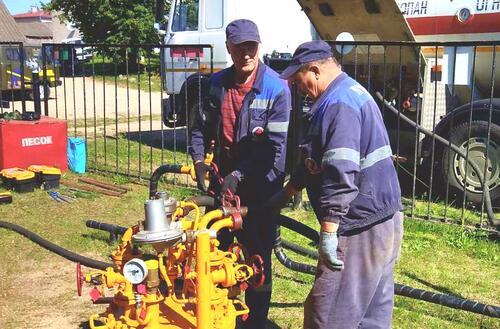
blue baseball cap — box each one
[226,19,261,44]
[279,40,333,79]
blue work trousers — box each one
[304,212,404,329]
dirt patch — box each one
[8,77,163,120]
[0,254,105,329]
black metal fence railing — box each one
[0,41,498,321]
[321,40,499,231]
[36,43,213,187]
[2,41,494,231]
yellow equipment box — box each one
[0,168,36,193]
[28,165,62,190]
[0,191,12,204]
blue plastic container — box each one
[67,137,86,174]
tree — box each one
[46,0,171,70]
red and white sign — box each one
[397,0,500,41]
[0,116,68,171]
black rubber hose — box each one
[181,195,216,216]
[0,221,112,270]
[274,226,317,275]
[394,283,500,318]
[274,222,500,318]
[273,214,500,318]
[149,164,184,198]
[276,214,319,244]
[375,92,499,228]
[86,220,128,235]
[281,239,319,259]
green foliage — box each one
[45,0,172,69]
[47,0,165,45]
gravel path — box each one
[7,77,164,121]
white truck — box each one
[155,0,499,206]
[296,0,500,205]
[156,0,316,128]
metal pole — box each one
[32,71,41,115]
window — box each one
[172,0,199,32]
[5,48,21,61]
[205,0,223,29]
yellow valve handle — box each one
[183,142,215,183]
[89,314,108,329]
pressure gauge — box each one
[123,258,148,284]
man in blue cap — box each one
[279,40,403,328]
[189,19,291,328]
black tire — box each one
[187,99,202,134]
[165,88,203,129]
[437,120,500,205]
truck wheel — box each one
[186,99,203,138]
[438,120,500,205]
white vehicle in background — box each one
[153,0,499,205]
[61,37,93,62]
[296,0,500,205]
[156,0,316,128]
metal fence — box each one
[36,43,214,187]
[325,40,499,231]
[2,41,497,230]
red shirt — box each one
[221,70,256,152]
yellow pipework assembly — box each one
[78,167,262,329]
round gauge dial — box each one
[123,258,148,284]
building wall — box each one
[52,14,81,43]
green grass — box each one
[272,209,499,329]
[92,73,163,93]
[80,53,163,93]
[0,181,497,328]
[0,134,498,328]
[66,114,162,130]
[404,197,499,229]
[85,133,192,181]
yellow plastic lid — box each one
[0,168,35,180]
[27,165,62,175]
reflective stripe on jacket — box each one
[300,72,402,234]
[189,62,291,185]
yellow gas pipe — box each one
[196,232,211,329]
[79,159,260,329]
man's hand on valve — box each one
[318,222,344,271]
[220,170,243,198]
[194,161,210,192]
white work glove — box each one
[318,231,344,271]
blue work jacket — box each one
[297,72,402,235]
[189,62,291,200]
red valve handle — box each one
[249,254,265,289]
[228,242,249,264]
